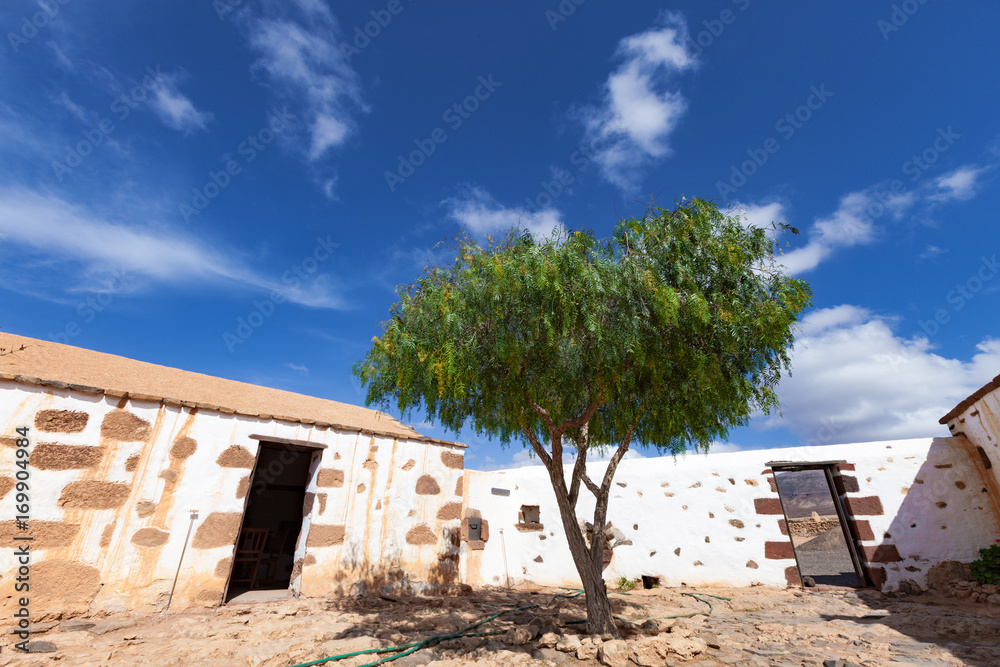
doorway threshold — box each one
[226,589,295,605]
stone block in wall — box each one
[837,462,856,472]
[0,520,79,548]
[34,409,89,433]
[317,468,344,488]
[307,524,346,547]
[58,481,130,510]
[441,450,464,469]
[31,444,104,470]
[845,496,884,516]
[869,566,887,589]
[216,445,255,468]
[785,566,801,587]
[754,498,783,515]
[192,512,242,549]
[416,475,441,495]
[833,474,860,494]
[437,502,462,521]
[861,544,902,563]
[848,519,875,542]
[101,411,151,442]
[765,541,795,560]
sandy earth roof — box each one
[940,372,1000,424]
[0,332,461,446]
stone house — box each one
[0,333,466,616]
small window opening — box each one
[641,575,659,589]
[516,505,543,531]
[520,505,540,524]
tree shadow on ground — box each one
[308,586,681,665]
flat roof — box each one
[0,332,465,448]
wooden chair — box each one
[258,526,291,586]
[230,528,269,588]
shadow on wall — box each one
[813,438,1000,667]
[333,524,463,595]
[875,437,1000,591]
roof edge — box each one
[940,372,1000,424]
[0,372,467,449]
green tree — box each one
[355,199,811,636]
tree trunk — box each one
[545,457,620,637]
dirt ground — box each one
[3,583,1000,667]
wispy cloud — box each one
[742,162,991,275]
[779,190,887,274]
[0,187,344,308]
[443,185,565,239]
[917,244,949,261]
[285,362,309,373]
[147,71,213,134]
[928,165,987,202]
[243,0,364,161]
[575,12,696,190]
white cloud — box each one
[738,159,993,275]
[918,245,949,261]
[0,188,344,308]
[55,92,89,124]
[147,71,213,134]
[444,186,565,239]
[928,165,987,202]
[760,305,1000,443]
[244,2,362,160]
[733,201,785,238]
[776,189,894,274]
[285,363,309,373]
[576,12,696,189]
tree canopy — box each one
[355,198,811,635]
[356,199,810,455]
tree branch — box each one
[551,432,564,473]
[567,426,589,509]
[598,417,639,499]
[519,417,552,470]
[580,470,600,497]
[553,399,604,436]
[526,397,556,432]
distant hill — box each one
[774,469,837,518]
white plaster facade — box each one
[463,437,1000,593]
[0,337,466,617]
[941,374,1000,496]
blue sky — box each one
[1,1,998,469]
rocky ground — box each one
[3,583,1000,667]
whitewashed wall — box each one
[943,383,1000,495]
[463,437,999,592]
[0,380,464,616]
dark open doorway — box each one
[769,461,867,588]
[224,443,317,602]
